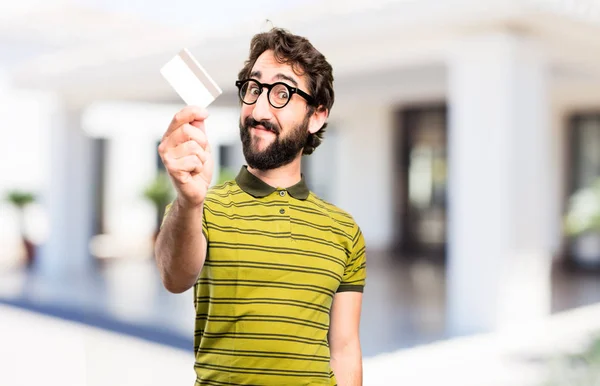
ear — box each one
[308,106,328,134]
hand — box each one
[158,106,213,209]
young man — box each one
[156,28,366,386]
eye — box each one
[249,86,261,96]
[277,90,289,100]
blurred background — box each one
[1,0,600,385]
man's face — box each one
[239,50,313,171]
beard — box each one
[239,115,309,171]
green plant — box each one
[564,177,600,237]
[6,191,35,209]
[5,190,37,267]
[143,172,175,223]
[5,190,35,233]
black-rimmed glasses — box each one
[235,79,315,109]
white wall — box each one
[332,103,395,250]
[303,128,340,203]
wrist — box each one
[175,195,204,212]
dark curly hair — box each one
[237,28,334,155]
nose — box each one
[251,89,274,122]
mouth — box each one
[252,125,277,134]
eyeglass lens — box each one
[240,80,291,108]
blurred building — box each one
[1,0,600,337]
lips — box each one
[252,125,277,134]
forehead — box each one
[251,50,308,89]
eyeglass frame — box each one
[235,78,316,109]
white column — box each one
[38,107,96,277]
[104,133,157,257]
[447,32,553,335]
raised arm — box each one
[154,106,213,293]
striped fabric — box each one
[168,166,366,385]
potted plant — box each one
[564,177,600,269]
[5,190,36,268]
[143,171,175,242]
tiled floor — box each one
[0,252,599,359]
[6,300,600,386]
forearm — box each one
[330,339,362,386]
[155,198,207,293]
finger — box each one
[167,140,207,163]
[163,106,209,140]
[195,146,208,164]
[164,154,203,175]
[158,130,206,166]
[165,123,209,149]
[190,119,206,133]
[165,140,197,160]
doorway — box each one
[394,106,448,261]
[565,113,600,270]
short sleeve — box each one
[160,201,173,229]
[202,205,208,240]
[337,225,366,293]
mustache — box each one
[244,117,279,134]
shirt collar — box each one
[235,165,310,200]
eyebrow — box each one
[249,70,299,87]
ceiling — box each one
[3,0,600,106]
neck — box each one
[247,156,302,188]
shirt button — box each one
[280,209,285,214]
[279,190,286,197]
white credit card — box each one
[160,48,222,108]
